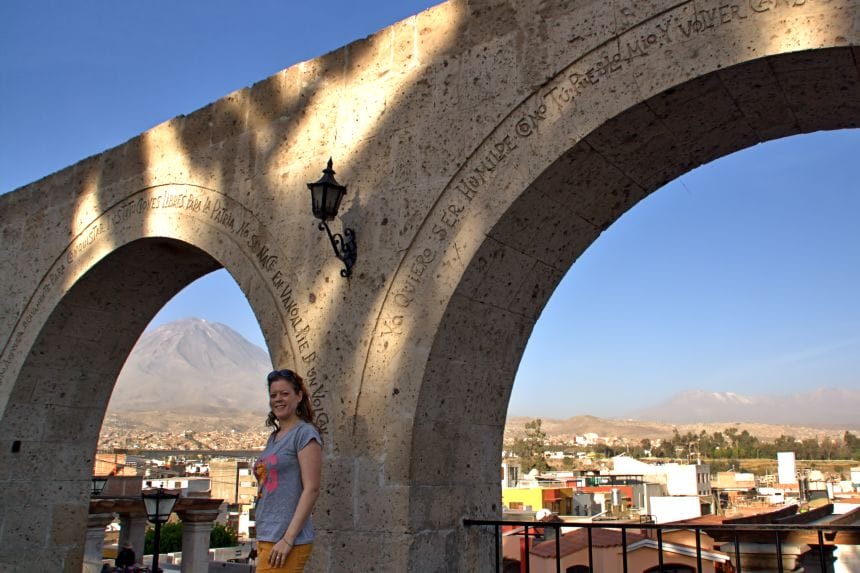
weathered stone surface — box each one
[2,0,859,570]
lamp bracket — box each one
[319,221,357,278]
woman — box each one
[253,369,322,572]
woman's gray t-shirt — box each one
[253,421,321,544]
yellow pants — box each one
[256,540,313,572]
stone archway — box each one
[0,185,320,570]
[401,44,860,566]
[1,1,859,571]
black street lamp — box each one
[91,475,109,497]
[307,158,357,278]
[142,487,180,573]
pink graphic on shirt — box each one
[253,454,279,496]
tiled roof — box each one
[530,528,646,558]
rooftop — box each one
[531,528,646,558]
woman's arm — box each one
[281,439,322,546]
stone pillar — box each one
[798,544,837,573]
[178,509,220,573]
[83,512,115,573]
[723,541,804,572]
[118,513,148,567]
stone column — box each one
[83,512,115,573]
[178,509,220,573]
[798,544,837,572]
[723,541,804,572]
[118,512,149,567]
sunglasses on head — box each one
[267,369,297,382]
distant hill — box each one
[628,388,860,426]
[506,415,676,441]
[107,319,859,438]
[107,318,271,426]
[504,414,857,443]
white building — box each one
[649,496,702,523]
[501,459,521,488]
[610,455,712,521]
[611,455,711,496]
[777,451,797,484]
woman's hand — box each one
[268,538,293,566]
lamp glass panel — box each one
[310,185,324,219]
[92,477,108,495]
[143,495,160,519]
[143,490,179,522]
[323,185,344,218]
[318,186,331,219]
[158,495,179,520]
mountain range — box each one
[107,318,858,435]
[628,388,860,426]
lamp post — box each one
[142,487,179,573]
[307,158,357,278]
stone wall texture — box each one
[1,0,859,570]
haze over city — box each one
[3,1,858,420]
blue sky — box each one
[2,2,858,419]
[510,130,860,417]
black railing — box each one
[463,518,860,573]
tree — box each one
[798,438,821,460]
[844,431,860,457]
[710,431,727,458]
[735,430,760,458]
[598,444,617,458]
[145,522,183,554]
[652,438,672,459]
[773,434,797,452]
[510,419,551,472]
[210,523,239,548]
[820,436,839,460]
[144,522,239,554]
[560,456,577,470]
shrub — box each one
[210,523,239,548]
[145,522,183,554]
[144,521,239,554]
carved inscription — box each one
[65,190,242,265]
[380,315,404,337]
[2,185,330,433]
[453,136,519,203]
[392,248,436,308]
[381,0,811,341]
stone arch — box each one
[397,46,860,571]
[0,184,322,570]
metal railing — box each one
[463,518,860,573]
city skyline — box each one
[2,2,858,419]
